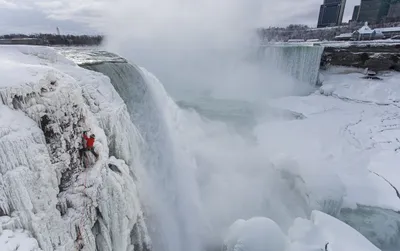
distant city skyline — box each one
[317,0,400,27]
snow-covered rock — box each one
[224,211,381,251]
[288,210,381,251]
[0,104,74,250]
[224,217,288,251]
[0,45,150,251]
[94,157,150,251]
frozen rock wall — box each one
[0,45,150,251]
[321,44,400,72]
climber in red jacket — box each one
[79,130,99,161]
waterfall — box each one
[259,44,324,85]
[82,62,205,251]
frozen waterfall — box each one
[82,62,206,251]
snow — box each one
[0,103,73,250]
[335,33,353,38]
[288,210,381,251]
[357,22,376,35]
[264,72,400,212]
[0,228,42,251]
[0,45,150,251]
[319,72,400,105]
[375,27,400,33]
[257,70,400,250]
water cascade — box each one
[259,44,324,85]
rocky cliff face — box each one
[321,44,400,72]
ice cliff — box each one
[0,45,150,251]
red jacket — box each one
[83,134,95,148]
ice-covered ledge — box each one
[0,45,150,251]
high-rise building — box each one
[317,0,347,28]
[351,5,360,21]
[358,0,391,24]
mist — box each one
[101,0,307,102]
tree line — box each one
[0,33,104,46]
[258,21,400,42]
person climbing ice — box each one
[79,130,99,161]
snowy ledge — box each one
[224,211,380,251]
[0,45,150,251]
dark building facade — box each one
[358,0,391,24]
[317,0,347,28]
[387,1,400,21]
[351,5,360,21]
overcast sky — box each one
[0,0,361,35]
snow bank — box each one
[319,72,400,105]
[0,216,42,250]
[0,45,149,251]
[265,73,400,211]
[0,228,42,251]
[263,71,400,249]
[288,210,381,251]
[224,212,380,251]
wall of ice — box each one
[259,45,324,86]
[0,46,150,251]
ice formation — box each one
[0,45,150,251]
[224,217,288,251]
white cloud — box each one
[0,0,31,9]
